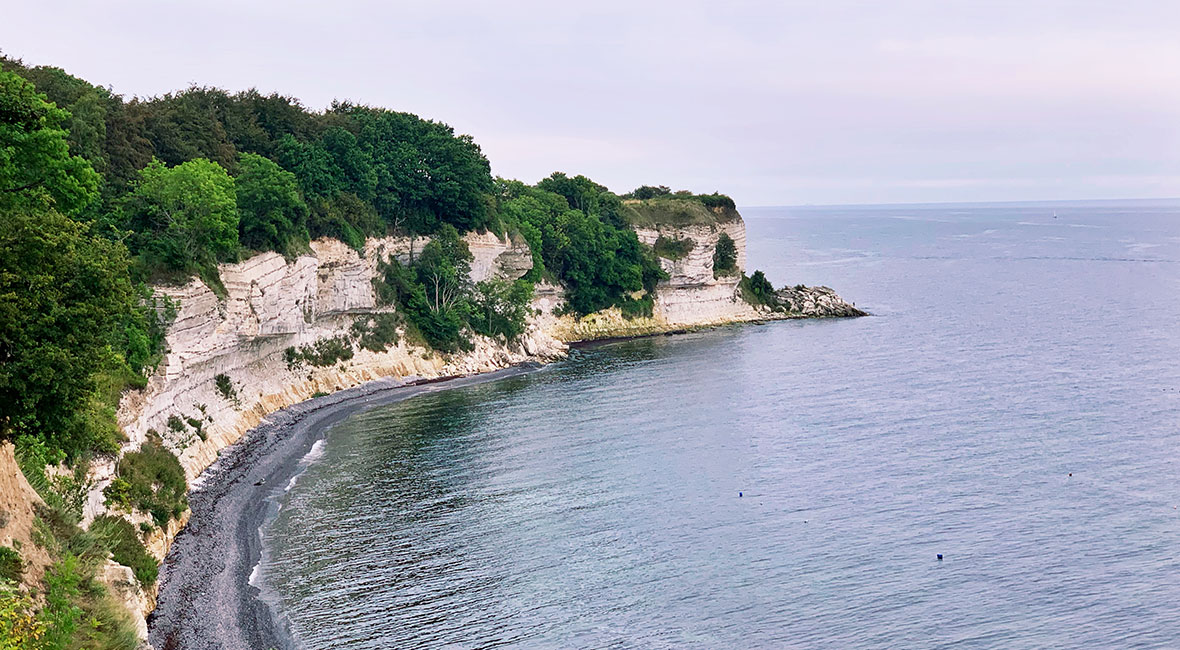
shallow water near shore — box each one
[261,201,1180,648]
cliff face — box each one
[634,218,760,325]
[111,231,547,482]
[84,204,861,641]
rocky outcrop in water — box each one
[776,285,868,318]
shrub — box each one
[653,236,694,261]
[103,440,187,526]
[351,313,400,352]
[90,515,158,586]
[618,293,655,319]
[0,582,46,648]
[713,232,737,277]
[214,373,238,403]
[284,336,354,368]
[166,415,185,433]
[739,270,781,309]
[624,185,672,200]
[0,548,21,583]
[697,192,736,210]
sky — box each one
[2,0,1179,206]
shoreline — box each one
[147,365,545,650]
[146,311,867,649]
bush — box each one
[214,373,238,403]
[90,515,158,586]
[618,293,655,319]
[624,185,671,200]
[0,581,47,648]
[351,313,400,352]
[103,440,187,526]
[713,232,737,277]
[0,548,21,583]
[697,192,736,210]
[284,336,354,368]
[740,270,780,309]
[653,236,694,261]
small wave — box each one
[249,559,262,587]
[284,439,328,493]
[303,439,327,464]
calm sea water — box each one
[262,201,1180,648]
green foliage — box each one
[740,270,780,309]
[351,313,400,352]
[624,196,740,228]
[235,152,309,256]
[374,225,476,352]
[0,581,48,648]
[625,185,671,200]
[358,109,493,233]
[0,207,141,458]
[0,548,21,584]
[622,187,735,211]
[375,259,468,353]
[618,293,655,319]
[497,176,664,316]
[117,158,239,279]
[103,439,187,526]
[41,555,83,649]
[469,278,533,341]
[0,70,100,217]
[213,373,238,403]
[653,235,694,261]
[89,515,157,586]
[696,192,736,210]
[713,232,737,277]
[284,336,354,368]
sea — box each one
[259,200,1180,648]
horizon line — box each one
[740,196,1180,210]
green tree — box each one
[713,232,737,276]
[118,158,239,278]
[470,278,533,341]
[0,207,139,457]
[415,224,472,313]
[275,134,341,199]
[358,110,493,233]
[0,70,100,216]
[235,152,309,256]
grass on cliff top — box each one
[622,197,741,228]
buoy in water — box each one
[937,554,943,561]
[739,492,743,497]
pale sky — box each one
[3,0,1179,206]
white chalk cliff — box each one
[85,205,861,640]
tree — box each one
[470,278,533,341]
[275,134,341,199]
[0,207,139,457]
[713,232,737,277]
[358,110,493,233]
[0,70,100,216]
[119,158,239,277]
[415,224,472,313]
[626,185,671,200]
[235,152,309,256]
